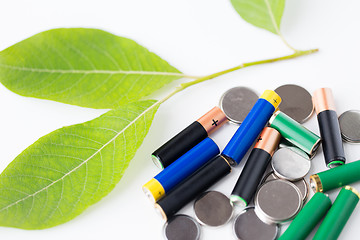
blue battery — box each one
[222,90,281,165]
[143,137,219,202]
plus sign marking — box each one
[212,119,219,126]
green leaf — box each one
[0,28,183,109]
[230,0,286,34]
[0,99,159,229]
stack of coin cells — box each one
[142,84,360,240]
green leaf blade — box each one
[230,0,285,34]
[0,28,182,109]
[0,100,159,229]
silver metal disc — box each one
[255,179,302,224]
[271,148,311,181]
[164,214,201,240]
[233,207,278,240]
[261,172,309,204]
[275,84,314,123]
[219,87,258,124]
[339,110,360,143]
[193,191,233,227]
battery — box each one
[219,86,259,124]
[278,192,332,240]
[222,90,281,165]
[143,137,219,202]
[339,110,360,143]
[262,171,309,204]
[274,84,314,123]
[271,148,311,181]
[163,215,201,240]
[193,191,233,227]
[233,207,279,240]
[313,88,346,168]
[230,127,281,207]
[310,159,360,193]
[254,179,303,224]
[269,111,321,158]
[152,106,227,169]
[313,186,360,240]
[154,155,232,221]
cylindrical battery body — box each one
[279,192,332,240]
[152,106,227,169]
[317,110,346,167]
[143,138,219,202]
[222,90,281,165]
[230,127,281,206]
[313,186,360,240]
[310,160,360,193]
[313,88,345,168]
[269,111,321,158]
[155,155,231,221]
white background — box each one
[0,0,360,239]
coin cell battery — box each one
[339,110,360,143]
[163,215,201,240]
[193,191,233,227]
[233,207,279,240]
[271,148,311,181]
[262,171,309,204]
[275,84,314,123]
[255,179,303,224]
[219,86,259,124]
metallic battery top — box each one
[313,88,336,114]
[197,106,228,135]
[254,127,281,156]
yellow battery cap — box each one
[142,178,165,203]
[260,90,282,109]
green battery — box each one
[269,111,321,158]
[279,192,331,240]
[310,160,360,193]
[313,186,360,240]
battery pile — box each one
[142,85,360,240]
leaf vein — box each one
[0,64,184,76]
[0,100,160,213]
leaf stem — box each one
[179,48,318,90]
[157,48,318,106]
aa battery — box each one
[222,90,281,165]
[230,127,281,207]
[155,155,232,221]
[310,159,360,193]
[279,192,332,240]
[143,137,219,202]
[313,186,360,240]
[269,111,321,158]
[313,88,345,168]
[152,106,227,169]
